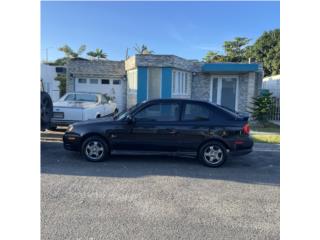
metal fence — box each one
[268,97,280,121]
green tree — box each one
[47,57,68,66]
[58,44,86,58]
[250,91,275,125]
[87,48,107,59]
[250,29,280,76]
[55,74,66,97]
[223,37,251,62]
[203,51,226,63]
[134,44,154,55]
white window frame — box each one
[172,70,190,96]
[210,75,239,111]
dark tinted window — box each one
[101,79,110,84]
[135,103,179,122]
[55,67,66,73]
[113,80,120,85]
[182,103,211,121]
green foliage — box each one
[134,44,154,55]
[47,57,68,66]
[202,29,280,77]
[250,91,275,124]
[223,37,251,62]
[250,29,280,76]
[58,44,86,58]
[55,74,66,97]
[87,48,107,59]
[203,51,226,63]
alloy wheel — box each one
[203,144,224,164]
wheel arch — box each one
[81,132,110,151]
[197,137,230,154]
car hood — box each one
[53,101,98,109]
[73,116,115,126]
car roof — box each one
[67,92,103,95]
[143,98,213,105]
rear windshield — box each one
[64,93,98,102]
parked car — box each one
[41,80,53,131]
[63,99,253,167]
[51,92,118,129]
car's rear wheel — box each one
[199,141,227,167]
[81,136,109,162]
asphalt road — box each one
[41,139,279,240]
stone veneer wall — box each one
[191,73,211,101]
[125,54,202,72]
[238,74,250,112]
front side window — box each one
[134,103,180,122]
[182,103,211,121]
[75,93,98,102]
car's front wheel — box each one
[199,141,227,167]
[81,136,109,162]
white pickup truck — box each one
[50,92,117,129]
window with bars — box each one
[172,70,190,95]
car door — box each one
[175,102,213,152]
[121,101,181,152]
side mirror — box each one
[126,114,135,124]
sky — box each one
[41,1,280,62]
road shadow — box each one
[41,141,280,186]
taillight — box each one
[242,123,250,135]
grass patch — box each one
[252,134,280,144]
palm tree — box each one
[87,48,107,60]
[58,44,86,58]
[134,44,154,55]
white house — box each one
[41,63,63,102]
[262,74,280,98]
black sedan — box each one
[63,99,253,167]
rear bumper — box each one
[229,147,253,156]
[228,136,254,156]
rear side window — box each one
[182,103,211,121]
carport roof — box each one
[202,63,261,73]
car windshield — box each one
[64,93,98,103]
[114,103,141,120]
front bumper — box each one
[51,119,76,127]
[63,132,82,151]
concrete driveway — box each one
[41,139,279,240]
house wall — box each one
[41,64,61,102]
[67,59,127,110]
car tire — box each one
[41,91,53,130]
[199,141,227,167]
[81,136,109,162]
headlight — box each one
[67,125,74,132]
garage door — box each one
[75,78,124,110]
